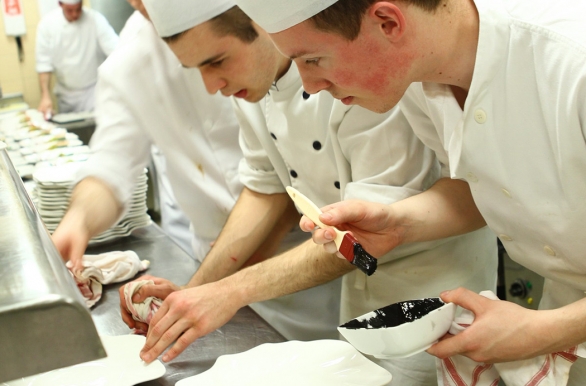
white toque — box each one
[142,0,236,38]
[236,0,339,33]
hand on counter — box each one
[119,274,181,332]
[37,96,54,120]
[139,280,242,363]
[52,211,91,271]
[52,178,125,271]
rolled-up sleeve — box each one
[232,98,286,194]
[35,20,54,73]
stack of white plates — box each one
[32,163,151,244]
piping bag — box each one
[286,186,377,276]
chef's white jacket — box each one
[234,62,497,384]
[35,7,118,111]
[400,0,586,382]
[77,12,243,261]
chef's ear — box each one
[367,2,407,43]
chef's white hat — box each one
[142,0,236,38]
[236,0,339,33]
[59,0,82,4]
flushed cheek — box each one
[336,42,414,97]
[330,64,389,97]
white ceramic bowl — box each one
[338,298,456,359]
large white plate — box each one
[176,340,392,386]
[3,335,165,386]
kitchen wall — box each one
[0,0,46,108]
[0,0,131,109]
[90,0,133,34]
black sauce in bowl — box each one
[340,298,445,329]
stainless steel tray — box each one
[0,148,105,383]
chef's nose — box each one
[201,73,227,95]
[299,74,331,95]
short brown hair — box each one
[163,6,258,44]
[311,0,444,41]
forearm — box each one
[220,239,354,308]
[63,177,124,237]
[38,72,52,99]
[541,297,586,353]
[241,199,301,268]
[392,177,486,245]
[187,187,297,287]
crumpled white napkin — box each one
[123,279,163,326]
[67,250,150,308]
[437,291,586,386]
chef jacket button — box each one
[302,91,310,100]
[313,141,322,150]
[290,170,298,178]
[501,188,512,198]
[499,234,513,242]
[474,109,487,124]
[543,245,557,256]
[466,172,478,182]
[270,132,277,140]
[334,181,340,189]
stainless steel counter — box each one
[86,224,286,385]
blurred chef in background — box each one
[35,0,118,117]
[51,0,251,270]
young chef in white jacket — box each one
[52,5,247,268]
[130,2,498,383]
[236,0,586,383]
[53,0,306,344]
[35,0,118,116]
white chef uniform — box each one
[113,13,194,255]
[149,144,194,256]
[235,62,498,384]
[35,7,118,113]
[76,12,242,262]
[399,0,586,383]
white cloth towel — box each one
[68,250,150,308]
[123,280,163,325]
[437,291,586,386]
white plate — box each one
[176,340,392,386]
[33,163,82,184]
[3,335,165,386]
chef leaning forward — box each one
[127,1,498,384]
[35,0,118,117]
[236,0,586,384]
[51,0,245,274]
